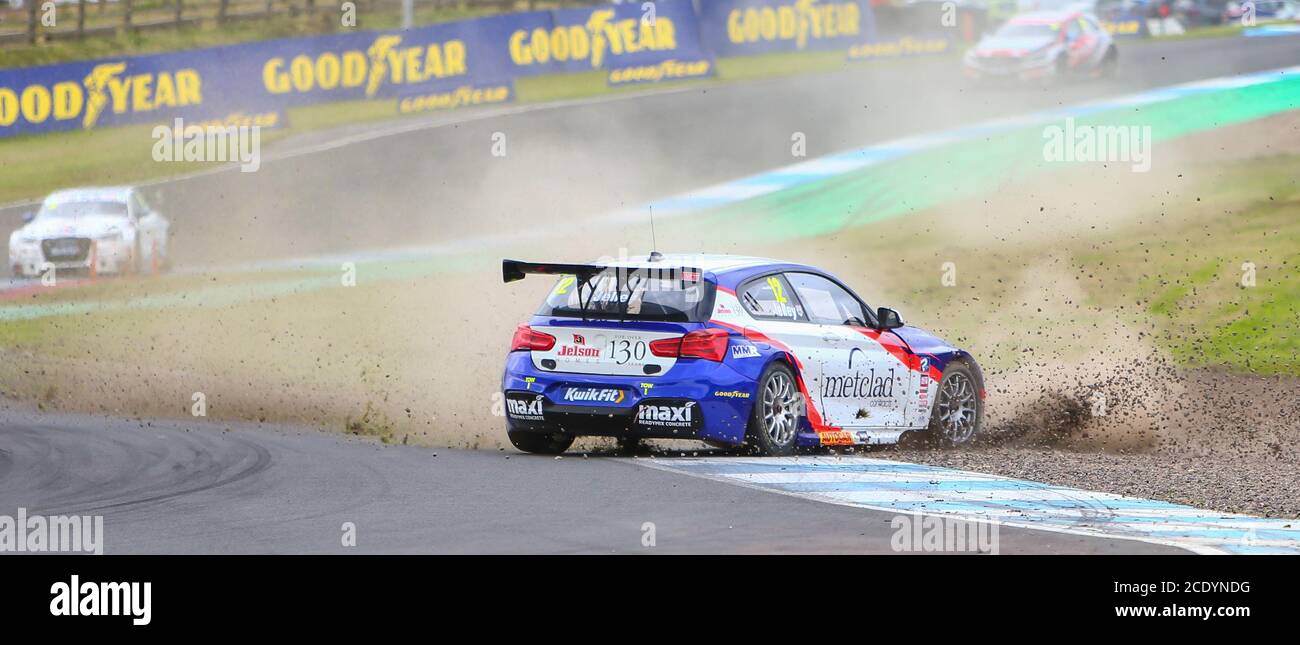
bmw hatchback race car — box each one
[963,10,1117,83]
[9,187,171,278]
[500,255,985,455]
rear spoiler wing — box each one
[502,259,704,284]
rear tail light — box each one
[649,328,730,362]
[510,324,555,352]
[648,337,681,358]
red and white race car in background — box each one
[964,10,1118,83]
[8,187,171,278]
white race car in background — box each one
[8,187,171,278]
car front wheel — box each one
[1099,47,1118,79]
[928,362,984,446]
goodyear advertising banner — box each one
[0,16,519,138]
[5,0,925,139]
[505,0,714,85]
[847,33,953,62]
[1100,14,1150,38]
[696,0,878,57]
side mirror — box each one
[21,211,35,224]
[876,307,904,330]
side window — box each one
[739,274,804,321]
[1066,20,1082,41]
[785,273,868,326]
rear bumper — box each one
[501,351,757,444]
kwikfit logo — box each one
[563,387,625,403]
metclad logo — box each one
[823,367,895,399]
[50,575,151,626]
[1,508,103,554]
[562,387,625,403]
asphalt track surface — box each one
[3,35,1300,553]
[0,406,1181,553]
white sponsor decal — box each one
[506,396,545,421]
[637,402,696,428]
[731,344,760,359]
[918,358,931,414]
[562,387,626,403]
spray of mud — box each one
[980,335,1183,452]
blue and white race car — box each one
[501,254,985,455]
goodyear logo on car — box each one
[697,0,877,56]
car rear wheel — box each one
[1099,47,1118,79]
[748,363,802,456]
[1052,55,1069,85]
[508,431,575,455]
[927,362,984,446]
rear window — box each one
[538,267,715,322]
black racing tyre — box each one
[1100,47,1118,79]
[160,238,173,272]
[508,430,575,455]
[747,362,802,456]
[1052,55,1069,85]
[927,361,984,447]
[130,238,143,275]
[615,437,643,455]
